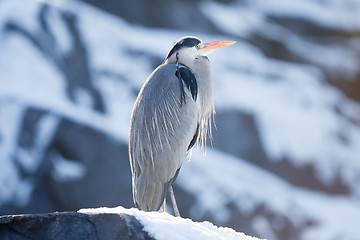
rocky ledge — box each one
[0,206,260,240]
[0,211,154,240]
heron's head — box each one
[165,36,235,64]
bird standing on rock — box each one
[129,36,235,216]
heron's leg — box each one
[168,185,180,217]
[162,199,166,212]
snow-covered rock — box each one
[80,206,262,240]
[0,206,261,240]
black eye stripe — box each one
[181,38,201,48]
[166,37,201,59]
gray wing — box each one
[129,63,199,211]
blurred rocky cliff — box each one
[0,0,359,239]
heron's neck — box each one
[165,52,213,117]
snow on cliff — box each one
[79,206,262,240]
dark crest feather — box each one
[166,37,201,59]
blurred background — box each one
[1,0,360,239]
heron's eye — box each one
[195,44,200,49]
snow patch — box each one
[51,154,87,182]
[0,102,33,207]
[79,206,263,240]
[251,0,360,30]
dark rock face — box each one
[0,106,133,215]
[0,212,154,240]
[43,117,133,211]
[82,0,218,33]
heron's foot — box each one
[168,185,181,217]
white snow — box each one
[251,216,277,240]
[79,206,262,240]
[199,2,264,38]
[51,153,87,182]
[202,0,360,32]
[0,102,33,207]
[17,113,60,174]
[250,0,360,31]
[45,5,73,54]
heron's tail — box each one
[133,171,166,212]
[133,167,181,212]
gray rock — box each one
[0,211,154,240]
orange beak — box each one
[199,40,236,55]
[205,41,236,49]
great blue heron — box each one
[129,36,235,216]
